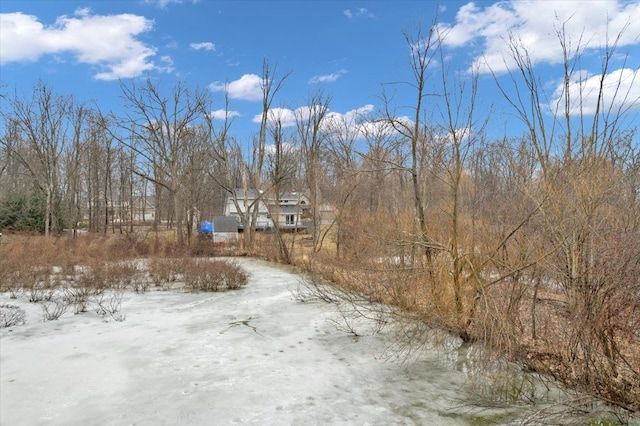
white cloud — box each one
[250,104,372,130]
[75,7,91,17]
[437,0,640,74]
[209,109,241,120]
[143,0,200,8]
[0,11,160,80]
[190,42,215,51]
[209,74,263,101]
[294,104,332,120]
[357,117,404,138]
[550,67,640,115]
[331,104,374,122]
[265,142,298,156]
[343,8,376,19]
[308,69,347,84]
[323,104,376,136]
[250,104,380,137]
[252,107,296,127]
[157,55,174,73]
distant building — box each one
[223,189,311,231]
[130,195,156,223]
[223,189,273,231]
[85,194,156,224]
[274,191,311,230]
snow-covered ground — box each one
[1,258,549,425]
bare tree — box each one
[242,60,292,249]
[209,60,290,251]
[380,23,445,269]
[63,104,90,237]
[180,125,213,243]
[83,113,116,234]
[492,21,640,411]
[203,86,255,249]
[322,106,368,258]
[110,78,212,246]
[265,116,298,262]
[296,91,331,251]
[358,119,402,217]
[0,82,74,235]
[0,120,34,201]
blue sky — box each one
[1,0,639,143]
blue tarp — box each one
[197,221,213,235]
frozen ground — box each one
[1,258,540,425]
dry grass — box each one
[1,231,637,415]
[272,208,640,415]
[293,251,640,415]
[0,233,250,327]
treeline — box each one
[1,24,639,414]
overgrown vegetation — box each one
[0,234,250,326]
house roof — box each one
[228,189,265,200]
[227,189,307,203]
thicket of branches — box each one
[1,21,638,414]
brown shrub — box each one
[182,259,248,292]
[188,237,220,257]
[148,257,188,290]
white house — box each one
[223,189,311,231]
[274,192,311,230]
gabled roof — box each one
[226,189,307,203]
[227,189,265,200]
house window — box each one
[285,214,295,225]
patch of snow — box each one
[0,258,555,425]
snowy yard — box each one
[2,257,541,425]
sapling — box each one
[0,303,26,327]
